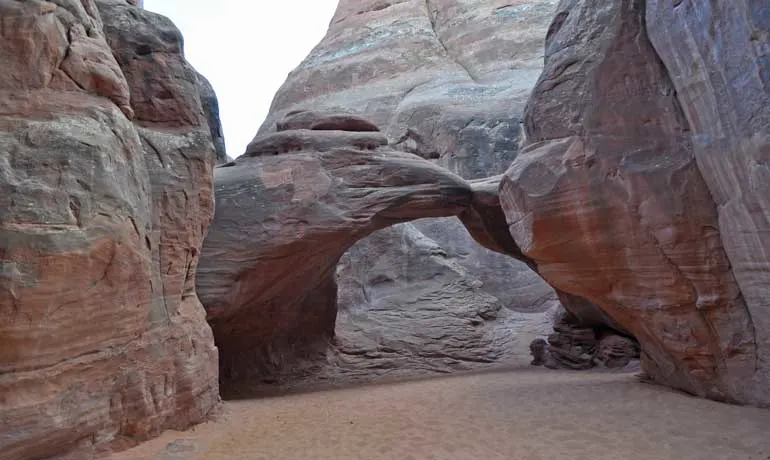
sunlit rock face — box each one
[0,1,220,458]
[501,0,769,406]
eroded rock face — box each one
[197,115,475,381]
[261,0,557,172]
[0,1,219,458]
[246,129,388,156]
[198,112,563,388]
[500,0,767,405]
[645,0,770,406]
[328,223,555,385]
[197,72,228,164]
[249,0,562,384]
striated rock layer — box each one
[242,0,563,384]
[500,0,769,405]
[0,1,220,458]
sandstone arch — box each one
[195,113,533,381]
[198,0,770,408]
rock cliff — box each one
[2,0,768,458]
[0,1,220,458]
[501,0,769,405]
[646,0,770,406]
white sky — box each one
[143,1,339,157]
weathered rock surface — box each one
[645,0,770,405]
[197,116,475,381]
[198,111,562,387]
[501,0,768,405]
[247,0,562,384]
[276,110,381,133]
[261,0,560,179]
[327,225,558,386]
[0,1,219,458]
[261,0,558,170]
[246,129,388,156]
[196,72,228,164]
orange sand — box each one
[110,368,770,460]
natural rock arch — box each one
[199,0,770,408]
[195,112,539,382]
[500,0,767,406]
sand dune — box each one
[110,368,770,460]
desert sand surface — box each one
[110,368,770,460]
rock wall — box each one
[260,0,556,176]
[0,1,220,458]
[500,0,769,405]
[238,0,563,384]
[646,0,770,406]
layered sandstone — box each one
[243,0,562,383]
[197,113,538,384]
[261,0,557,176]
[500,0,769,405]
[0,1,219,458]
[271,0,768,405]
[645,0,770,405]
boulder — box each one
[594,334,640,370]
[529,309,640,371]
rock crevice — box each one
[423,0,480,82]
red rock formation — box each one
[197,114,477,381]
[0,1,219,458]
[500,0,768,405]
[206,0,768,405]
[244,0,563,384]
[645,0,770,406]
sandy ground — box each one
[110,368,770,460]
